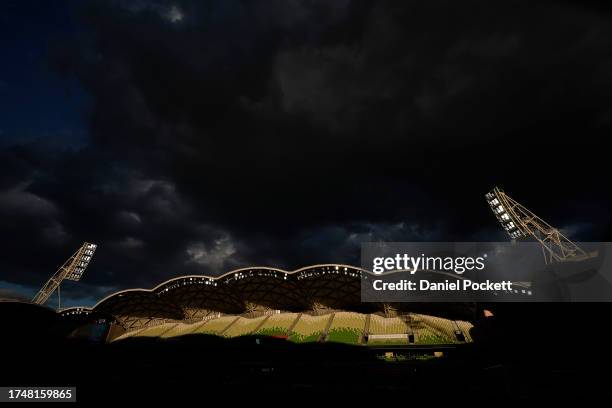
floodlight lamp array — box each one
[67,242,97,281]
[485,189,525,240]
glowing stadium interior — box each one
[59,264,476,345]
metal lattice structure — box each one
[80,265,474,331]
[485,187,588,264]
[93,290,185,330]
[32,242,97,306]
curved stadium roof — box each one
[68,265,473,330]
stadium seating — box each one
[326,312,366,344]
[253,312,299,337]
[136,323,177,337]
[455,320,473,342]
[367,315,410,345]
[109,311,474,346]
[193,316,240,335]
[392,313,473,344]
[160,321,203,338]
[288,314,330,343]
[369,315,409,335]
[224,315,268,337]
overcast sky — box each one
[2,0,612,306]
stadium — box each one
[56,264,475,346]
[2,264,488,401]
[1,188,608,401]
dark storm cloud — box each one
[0,143,242,304]
[67,0,612,226]
[2,0,612,304]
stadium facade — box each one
[58,264,476,345]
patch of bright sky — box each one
[0,279,104,308]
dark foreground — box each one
[1,302,612,403]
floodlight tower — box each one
[485,187,587,264]
[32,242,97,308]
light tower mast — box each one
[32,242,97,308]
[485,187,588,264]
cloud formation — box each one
[2,0,612,304]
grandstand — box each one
[287,314,330,343]
[160,321,207,338]
[254,312,300,337]
[223,315,268,337]
[326,312,366,344]
[54,264,476,346]
[111,310,473,346]
[193,315,239,335]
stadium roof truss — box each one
[94,289,185,330]
[83,265,475,331]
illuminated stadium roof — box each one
[69,265,474,330]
